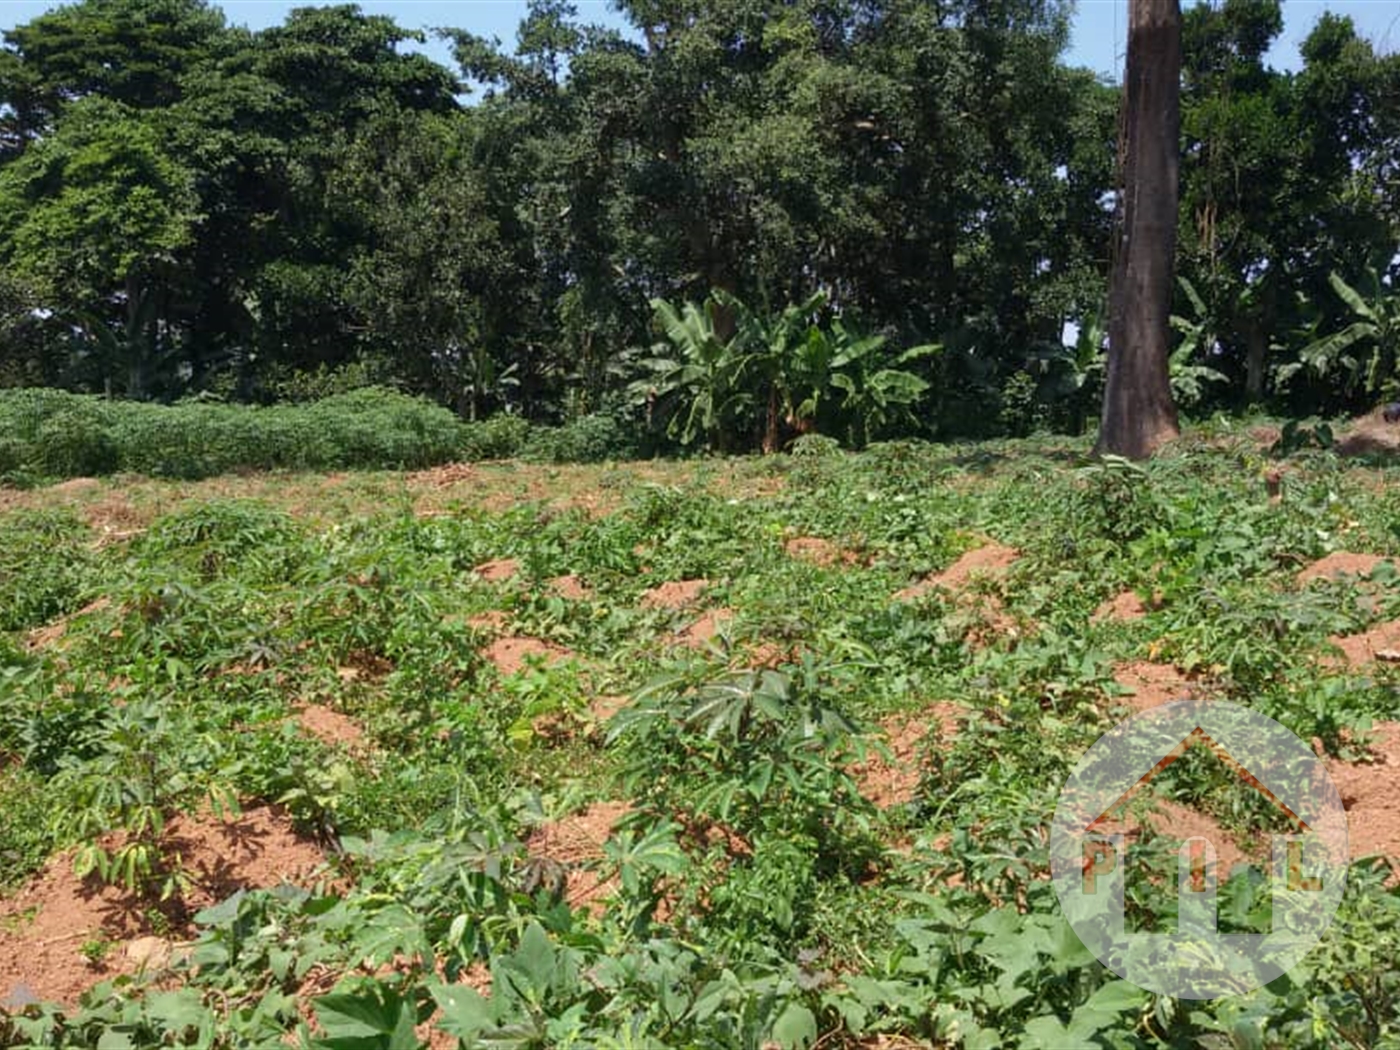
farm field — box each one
[4,429,1400,1047]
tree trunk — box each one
[762,383,780,454]
[1244,322,1267,403]
[1097,0,1182,459]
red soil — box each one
[0,806,327,1008]
[1326,722,1400,875]
[548,574,592,600]
[474,558,520,583]
[1091,589,1159,623]
[524,801,633,916]
[482,636,575,675]
[640,579,710,610]
[784,536,861,568]
[1110,661,1202,714]
[1297,552,1395,585]
[296,704,366,748]
[849,703,962,808]
[895,542,1019,601]
[1328,621,1400,667]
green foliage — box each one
[0,387,465,478]
[637,291,936,452]
[0,507,94,630]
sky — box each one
[0,0,1397,82]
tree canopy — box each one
[1,0,1396,449]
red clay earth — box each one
[1326,722,1400,876]
[675,608,735,648]
[1327,621,1400,667]
[24,597,112,652]
[473,558,521,583]
[1297,551,1396,584]
[1090,796,1257,881]
[1091,589,1159,623]
[296,704,366,748]
[0,806,327,1008]
[892,543,1025,648]
[524,801,634,916]
[849,703,963,808]
[481,636,575,675]
[894,541,1020,601]
[463,609,510,634]
[783,536,861,568]
[1110,661,1204,714]
[639,578,710,610]
[548,574,592,600]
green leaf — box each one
[769,1002,817,1049]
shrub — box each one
[34,410,119,476]
[0,508,94,630]
[460,413,532,460]
[524,413,638,463]
[0,386,464,479]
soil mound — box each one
[1091,589,1156,623]
[525,801,633,915]
[894,542,1018,602]
[483,636,575,675]
[1328,620,1400,667]
[784,536,860,568]
[548,574,592,600]
[296,704,366,748]
[675,608,734,648]
[1110,661,1202,713]
[1298,552,1395,584]
[640,579,710,610]
[1326,722,1400,872]
[0,805,326,1007]
[474,558,520,583]
[849,703,962,808]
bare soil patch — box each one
[1091,589,1158,623]
[548,574,592,600]
[482,636,575,675]
[525,801,633,916]
[0,805,326,1007]
[1328,620,1400,667]
[1336,413,1400,458]
[1091,796,1258,879]
[587,694,630,722]
[1326,722,1400,873]
[640,578,710,610]
[23,597,112,652]
[1297,552,1395,585]
[894,542,1019,602]
[784,536,860,568]
[849,703,962,809]
[1110,661,1203,713]
[675,608,734,648]
[474,558,520,583]
[296,704,366,748]
[463,610,510,635]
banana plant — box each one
[1294,268,1400,399]
[1168,276,1228,410]
[828,322,938,448]
[632,296,747,449]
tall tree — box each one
[1098,0,1182,459]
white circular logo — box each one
[1051,700,1348,999]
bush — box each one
[0,508,94,631]
[523,413,638,463]
[34,410,119,476]
[0,386,465,479]
[460,413,532,460]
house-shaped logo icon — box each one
[1080,726,1321,931]
[1051,700,1348,999]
